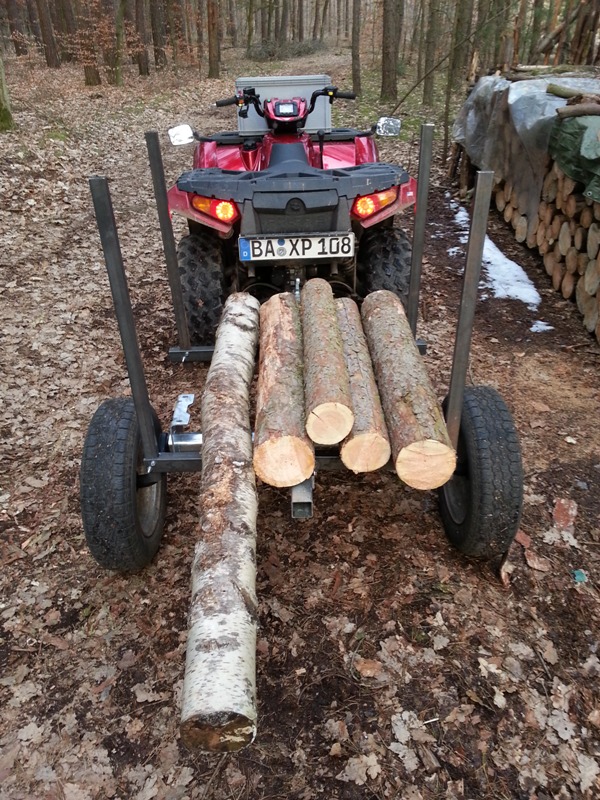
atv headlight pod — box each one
[351,187,398,220]
[191,194,240,223]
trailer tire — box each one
[438,386,523,558]
[177,232,225,345]
[360,226,412,308]
[80,398,167,572]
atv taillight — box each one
[191,195,239,224]
[352,187,398,220]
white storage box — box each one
[234,75,332,134]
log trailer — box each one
[80,79,523,752]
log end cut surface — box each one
[253,436,315,487]
[395,440,456,490]
[340,432,391,473]
[180,712,256,752]
[306,401,354,445]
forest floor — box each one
[1,49,599,800]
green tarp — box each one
[549,116,600,202]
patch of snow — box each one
[447,246,463,257]
[450,202,542,310]
[530,320,554,332]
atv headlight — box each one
[191,194,240,223]
[351,187,398,219]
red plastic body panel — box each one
[172,131,415,230]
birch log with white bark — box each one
[301,278,354,445]
[361,290,456,490]
[180,292,260,752]
[336,298,391,472]
[253,293,315,487]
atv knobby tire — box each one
[177,232,225,345]
[438,386,523,558]
[80,398,167,572]
[359,226,412,307]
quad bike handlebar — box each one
[213,85,356,125]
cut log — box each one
[576,276,595,317]
[495,189,507,213]
[558,221,572,256]
[302,278,354,445]
[552,261,565,292]
[542,171,558,202]
[584,257,600,296]
[577,252,589,275]
[565,247,579,274]
[253,293,315,488]
[580,206,593,228]
[561,270,576,300]
[181,292,260,752]
[335,298,391,473]
[594,202,600,221]
[564,192,584,218]
[503,202,514,224]
[550,213,564,240]
[361,290,455,490]
[587,222,600,259]
[515,214,528,243]
[536,221,547,249]
[544,250,559,277]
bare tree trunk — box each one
[150,0,168,67]
[135,0,150,75]
[422,0,438,105]
[380,0,403,102]
[7,0,29,56]
[79,0,102,85]
[527,0,545,63]
[278,0,290,43]
[351,0,361,95]
[25,0,42,46]
[227,0,239,45]
[0,52,14,131]
[207,0,220,76]
[297,0,304,41]
[36,0,61,67]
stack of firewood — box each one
[253,279,456,491]
[493,160,600,345]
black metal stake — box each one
[445,170,495,450]
[89,176,159,462]
[145,130,191,351]
[407,123,434,338]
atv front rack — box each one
[89,126,494,518]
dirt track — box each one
[1,53,599,799]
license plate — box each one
[238,233,355,262]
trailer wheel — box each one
[438,386,523,558]
[177,232,225,345]
[80,398,167,572]
[359,226,412,308]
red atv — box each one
[167,75,417,343]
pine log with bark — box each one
[253,294,315,488]
[361,291,455,490]
[180,293,260,752]
[336,298,391,473]
[301,279,354,445]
